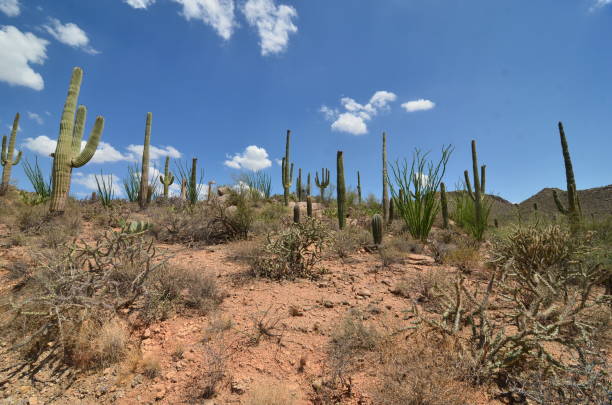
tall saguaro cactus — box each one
[552,122,581,227]
[160,156,174,198]
[296,168,303,201]
[50,67,104,213]
[337,151,346,229]
[315,168,330,203]
[382,132,390,223]
[281,130,293,206]
[306,172,311,197]
[1,113,22,195]
[464,140,487,234]
[440,182,449,229]
[357,171,362,205]
[189,158,198,204]
[139,112,152,209]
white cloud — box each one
[331,113,367,136]
[43,18,99,55]
[125,144,182,160]
[401,99,436,112]
[173,0,235,40]
[22,135,134,163]
[124,0,156,9]
[0,26,48,90]
[322,90,397,135]
[27,111,43,125]
[592,0,612,9]
[0,0,20,17]
[224,145,272,171]
[243,0,297,56]
[73,172,123,196]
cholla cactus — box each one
[50,67,104,213]
[1,113,22,195]
[159,156,174,198]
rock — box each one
[406,254,435,264]
[231,380,247,395]
[366,304,382,314]
[153,385,166,400]
[356,288,372,297]
[27,397,40,405]
[217,186,232,196]
[323,300,334,308]
[381,279,392,286]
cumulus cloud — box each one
[242,0,298,55]
[224,145,272,171]
[124,0,156,9]
[43,18,99,55]
[321,90,397,135]
[173,0,236,40]
[0,0,20,17]
[73,172,123,196]
[401,99,435,113]
[125,144,182,161]
[0,26,48,90]
[592,0,612,9]
[27,111,43,125]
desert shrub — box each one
[331,225,371,258]
[375,331,476,405]
[327,310,379,383]
[451,190,492,241]
[251,217,329,280]
[0,231,167,382]
[441,245,481,273]
[141,353,161,379]
[410,224,611,386]
[379,236,423,267]
[251,202,288,235]
[392,269,450,312]
[143,266,222,322]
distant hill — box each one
[445,185,612,225]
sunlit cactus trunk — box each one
[382,132,390,223]
[552,122,581,229]
[50,67,104,213]
[1,113,22,195]
[139,112,152,209]
[160,156,174,198]
[337,151,346,229]
[281,130,293,206]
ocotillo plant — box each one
[293,204,300,223]
[440,182,449,229]
[315,168,330,203]
[160,156,174,198]
[296,168,302,201]
[382,132,390,223]
[281,130,293,206]
[371,214,383,245]
[307,196,313,217]
[50,67,104,213]
[463,140,488,240]
[177,158,203,205]
[337,151,346,229]
[139,112,152,209]
[357,171,362,205]
[552,122,581,228]
[1,113,22,195]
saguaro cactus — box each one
[382,132,390,223]
[296,168,303,201]
[293,204,300,223]
[189,158,198,204]
[139,112,152,209]
[281,130,293,206]
[315,168,330,203]
[1,113,22,195]
[552,122,581,227]
[337,151,346,229]
[307,172,311,197]
[371,214,383,245]
[306,196,313,217]
[180,178,187,201]
[440,182,449,229]
[160,156,174,198]
[50,67,104,213]
[464,140,486,228]
[357,171,362,205]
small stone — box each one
[381,279,392,286]
[231,380,247,395]
[356,288,372,297]
[366,304,382,314]
[323,300,334,308]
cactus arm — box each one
[71,106,87,157]
[12,150,22,165]
[552,190,568,215]
[464,170,474,200]
[480,165,486,194]
[71,116,104,168]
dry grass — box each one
[244,381,297,405]
[141,353,161,379]
[379,235,423,267]
[330,225,371,258]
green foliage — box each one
[552,122,581,229]
[22,157,51,204]
[94,171,115,208]
[281,130,293,206]
[315,167,330,203]
[119,219,151,234]
[390,146,453,242]
[122,164,140,202]
[239,170,272,199]
[451,190,492,241]
[1,113,23,195]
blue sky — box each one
[1,0,611,202]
